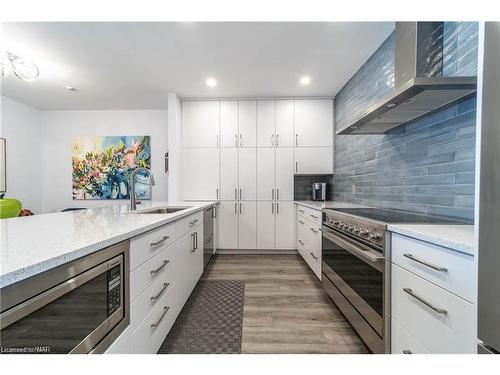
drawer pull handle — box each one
[298,240,304,245]
[299,209,305,213]
[151,306,170,328]
[403,254,448,272]
[403,288,448,315]
[189,219,199,225]
[298,220,305,224]
[310,252,318,260]
[150,236,170,247]
[310,214,319,219]
[150,260,169,274]
[402,350,412,354]
[151,282,170,301]
[310,228,319,234]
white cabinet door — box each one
[257,100,276,147]
[183,148,219,200]
[294,147,333,175]
[276,100,294,147]
[294,99,333,147]
[220,100,238,148]
[220,148,238,200]
[238,100,257,147]
[275,148,294,201]
[217,201,239,249]
[183,101,220,147]
[256,201,275,250]
[275,202,296,250]
[238,148,257,200]
[238,201,257,249]
[256,148,275,201]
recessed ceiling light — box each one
[65,85,76,91]
[206,77,217,88]
[299,76,311,86]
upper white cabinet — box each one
[294,147,333,175]
[238,100,257,147]
[276,100,294,147]
[183,148,219,200]
[294,99,333,147]
[183,101,220,147]
[257,100,276,147]
[220,100,239,148]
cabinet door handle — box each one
[216,188,219,200]
[239,188,242,200]
[310,214,319,219]
[234,202,237,214]
[150,260,169,274]
[276,202,279,214]
[239,134,242,146]
[402,350,412,354]
[295,161,298,173]
[235,134,238,147]
[151,306,170,328]
[150,282,170,301]
[272,202,274,214]
[403,288,448,314]
[295,134,298,146]
[272,188,275,200]
[150,236,169,247]
[310,252,318,260]
[276,189,279,200]
[298,240,304,245]
[189,219,199,225]
[298,220,304,224]
[234,188,238,200]
[403,254,448,272]
[276,134,279,147]
[299,209,305,213]
[310,228,319,234]
[271,134,275,147]
[216,135,219,147]
[239,202,242,214]
[195,232,198,250]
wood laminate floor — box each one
[201,254,369,354]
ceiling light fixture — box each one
[65,85,77,91]
[1,52,39,82]
[206,77,217,88]
[299,76,311,86]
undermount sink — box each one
[129,206,189,214]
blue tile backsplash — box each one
[333,22,479,221]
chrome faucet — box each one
[130,168,155,210]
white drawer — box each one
[297,218,307,251]
[391,319,429,354]
[130,258,179,332]
[297,218,321,280]
[391,264,476,353]
[104,326,131,354]
[130,281,180,354]
[130,222,177,271]
[176,211,203,237]
[391,233,475,302]
[296,205,321,226]
[130,243,179,301]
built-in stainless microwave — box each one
[0,240,130,354]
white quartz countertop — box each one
[387,224,476,256]
[0,201,218,288]
[294,200,367,210]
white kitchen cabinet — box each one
[296,204,322,279]
[238,201,257,249]
[220,148,238,200]
[216,201,239,249]
[238,148,257,200]
[275,148,294,200]
[294,147,333,175]
[220,100,239,148]
[238,100,257,147]
[274,202,295,250]
[183,101,220,147]
[257,100,276,147]
[257,201,275,249]
[257,148,276,201]
[183,148,219,200]
[276,100,294,147]
[294,99,333,147]
[391,319,430,354]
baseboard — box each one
[216,249,298,255]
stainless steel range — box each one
[321,207,467,354]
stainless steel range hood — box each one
[336,22,477,135]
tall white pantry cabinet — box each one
[182,98,334,251]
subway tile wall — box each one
[333,22,478,221]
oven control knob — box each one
[370,232,382,241]
[360,229,369,236]
[348,225,355,232]
[339,223,346,229]
[353,227,360,234]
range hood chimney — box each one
[336,22,477,135]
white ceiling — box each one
[1,22,394,110]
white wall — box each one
[40,110,168,213]
[0,96,42,213]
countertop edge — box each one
[0,202,217,289]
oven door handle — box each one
[321,227,385,265]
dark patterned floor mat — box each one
[158,280,245,354]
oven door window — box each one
[1,272,110,354]
[322,234,383,316]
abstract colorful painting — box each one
[72,136,151,200]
